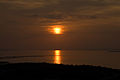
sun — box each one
[53,27,61,34]
[49,25,64,35]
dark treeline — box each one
[0,62,120,80]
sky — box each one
[0,0,120,50]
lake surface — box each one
[0,50,120,69]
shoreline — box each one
[0,62,120,80]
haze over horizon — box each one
[0,0,120,50]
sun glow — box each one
[49,25,64,34]
[54,27,61,34]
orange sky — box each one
[0,0,120,50]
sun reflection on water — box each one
[54,50,61,64]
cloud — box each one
[0,0,120,49]
[0,0,120,19]
[0,0,120,27]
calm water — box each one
[0,50,120,69]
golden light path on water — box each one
[54,50,61,64]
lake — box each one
[0,50,120,69]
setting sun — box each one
[53,27,61,34]
[49,25,64,35]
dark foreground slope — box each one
[0,62,120,80]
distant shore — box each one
[0,62,120,80]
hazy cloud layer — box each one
[0,0,120,49]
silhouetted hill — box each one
[0,62,120,80]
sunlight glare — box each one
[49,25,64,35]
[54,27,61,34]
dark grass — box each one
[0,62,120,80]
